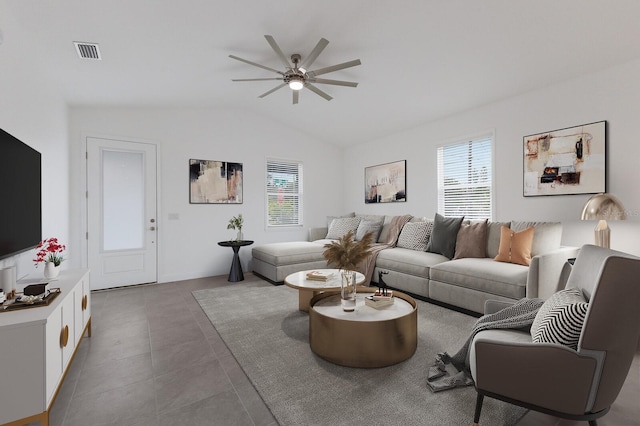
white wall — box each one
[344,58,640,256]
[68,107,343,283]
[0,31,70,280]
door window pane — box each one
[102,150,144,250]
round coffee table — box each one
[309,288,417,368]
[284,269,365,312]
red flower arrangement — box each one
[33,237,67,267]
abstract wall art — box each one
[523,121,605,197]
[364,160,406,203]
[189,159,243,204]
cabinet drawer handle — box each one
[60,325,69,348]
[82,294,88,310]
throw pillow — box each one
[326,217,361,239]
[453,219,488,259]
[494,226,534,266]
[531,287,588,350]
[397,221,434,251]
[426,213,464,259]
[355,219,384,241]
[326,212,355,227]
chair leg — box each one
[473,392,484,426]
[588,421,598,426]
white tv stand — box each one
[0,269,91,426]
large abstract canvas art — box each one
[364,160,406,203]
[189,159,243,204]
[523,121,606,196]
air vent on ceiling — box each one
[74,42,101,60]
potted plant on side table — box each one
[227,214,244,241]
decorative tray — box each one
[0,288,61,312]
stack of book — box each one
[365,290,394,309]
[305,270,335,281]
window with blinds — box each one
[437,135,493,220]
[266,159,303,227]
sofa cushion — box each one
[495,226,535,266]
[355,218,384,241]
[454,219,488,259]
[397,221,433,251]
[486,221,510,259]
[252,242,326,266]
[426,213,464,259]
[430,258,528,300]
[326,217,361,239]
[375,247,448,278]
[531,287,588,350]
[511,221,562,257]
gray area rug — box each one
[193,280,527,426]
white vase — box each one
[44,262,60,279]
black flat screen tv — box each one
[0,128,42,261]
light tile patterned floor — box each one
[44,273,639,426]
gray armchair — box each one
[469,244,640,425]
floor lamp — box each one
[580,193,627,248]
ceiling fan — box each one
[229,35,361,104]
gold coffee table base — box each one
[309,288,417,368]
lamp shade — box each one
[580,193,627,221]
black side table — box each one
[218,240,254,282]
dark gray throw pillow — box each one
[426,213,464,259]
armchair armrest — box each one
[308,227,328,241]
[470,329,597,415]
[526,246,580,300]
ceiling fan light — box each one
[289,80,304,90]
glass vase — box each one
[236,230,243,241]
[340,269,357,311]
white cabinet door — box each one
[61,292,75,368]
[74,277,90,342]
[45,303,63,404]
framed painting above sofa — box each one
[364,160,406,203]
[523,121,606,197]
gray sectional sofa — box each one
[251,214,578,314]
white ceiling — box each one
[3,0,640,146]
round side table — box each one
[218,240,254,282]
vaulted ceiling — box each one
[2,0,640,146]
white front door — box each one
[86,137,158,290]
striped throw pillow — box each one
[531,287,588,350]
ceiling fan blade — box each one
[299,38,329,70]
[258,83,287,98]
[232,78,283,82]
[293,90,299,105]
[229,55,284,75]
[264,35,291,69]
[305,83,333,101]
[310,78,358,87]
[308,59,362,77]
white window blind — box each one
[437,136,493,220]
[266,159,303,227]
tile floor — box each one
[43,273,639,426]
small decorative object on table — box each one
[306,270,335,281]
[323,230,374,311]
[227,213,244,241]
[33,237,66,279]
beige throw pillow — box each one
[454,219,488,259]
